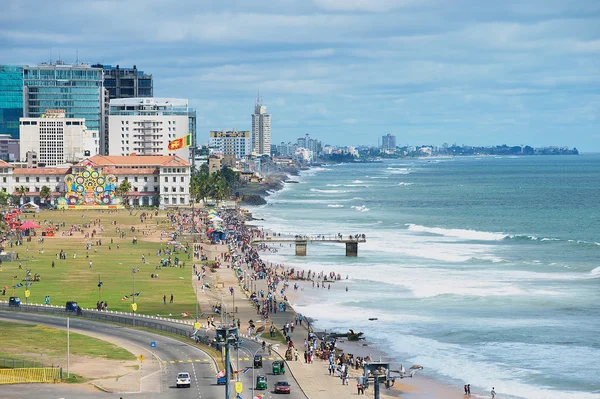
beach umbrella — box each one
[19,220,41,230]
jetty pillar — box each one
[295,241,307,256]
[345,242,358,257]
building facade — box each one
[108,98,194,160]
[1,155,190,207]
[19,110,99,166]
[0,134,19,162]
[209,130,251,158]
[0,65,24,139]
[22,62,103,134]
[94,64,153,99]
[251,100,271,156]
[381,133,396,151]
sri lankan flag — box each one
[168,134,192,150]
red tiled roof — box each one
[79,154,190,167]
[0,160,14,168]
[102,167,159,175]
[11,191,62,196]
[13,168,70,175]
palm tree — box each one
[209,172,230,205]
[0,190,10,209]
[40,185,51,204]
[16,185,27,205]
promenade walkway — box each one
[192,243,401,399]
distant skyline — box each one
[1,0,599,150]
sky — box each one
[1,0,599,150]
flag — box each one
[168,134,192,150]
[181,311,190,318]
[217,370,226,378]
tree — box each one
[0,190,10,208]
[16,185,27,205]
[209,171,230,205]
[117,179,132,206]
[40,185,51,204]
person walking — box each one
[89,260,92,268]
[170,294,174,303]
[163,295,167,305]
[467,384,471,395]
[491,387,496,399]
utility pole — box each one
[132,268,136,325]
[67,317,70,378]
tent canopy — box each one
[19,220,41,230]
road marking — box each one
[178,360,184,363]
[187,360,193,363]
[169,361,175,364]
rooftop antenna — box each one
[76,49,79,64]
[257,90,261,104]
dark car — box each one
[274,381,291,394]
[9,296,21,307]
[65,301,78,312]
[254,354,263,368]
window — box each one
[26,177,29,183]
[46,177,50,182]
[15,177,19,182]
[2,177,5,183]
[144,177,148,182]
[171,187,176,192]
[180,176,184,182]
[134,177,138,182]
[154,176,158,182]
[56,177,59,182]
[172,177,176,182]
[180,187,184,192]
[164,177,168,182]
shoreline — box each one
[202,203,466,399]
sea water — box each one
[249,155,600,399]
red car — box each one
[274,381,291,394]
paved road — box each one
[0,311,306,399]
[0,311,219,399]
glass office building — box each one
[23,62,103,132]
[95,64,153,99]
[0,65,24,139]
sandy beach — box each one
[192,208,467,399]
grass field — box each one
[0,321,136,361]
[1,209,201,318]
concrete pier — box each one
[253,235,366,257]
[295,241,307,256]
[345,241,358,257]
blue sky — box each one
[1,0,599,150]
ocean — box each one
[248,155,600,399]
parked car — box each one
[9,296,21,307]
[176,372,191,388]
[274,381,291,394]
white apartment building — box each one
[252,100,271,156]
[1,155,190,207]
[108,98,191,160]
[19,110,99,166]
[209,130,252,159]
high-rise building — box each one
[108,98,193,159]
[0,65,24,139]
[23,62,103,135]
[94,64,153,99]
[0,133,20,161]
[381,133,396,151]
[251,96,271,156]
[19,110,99,166]
[209,130,252,159]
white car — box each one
[176,372,191,388]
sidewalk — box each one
[192,244,399,398]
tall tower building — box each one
[0,65,24,139]
[23,62,103,136]
[251,94,271,156]
[381,133,396,151]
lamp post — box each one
[132,267,136,325]
[241,346,264,399]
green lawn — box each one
[0,321,136,361]
[1,209,200,318]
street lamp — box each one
[132,268,136,325]
[240,346,265,399]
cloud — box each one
[0,0,598,150]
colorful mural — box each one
[57,165,124,209]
